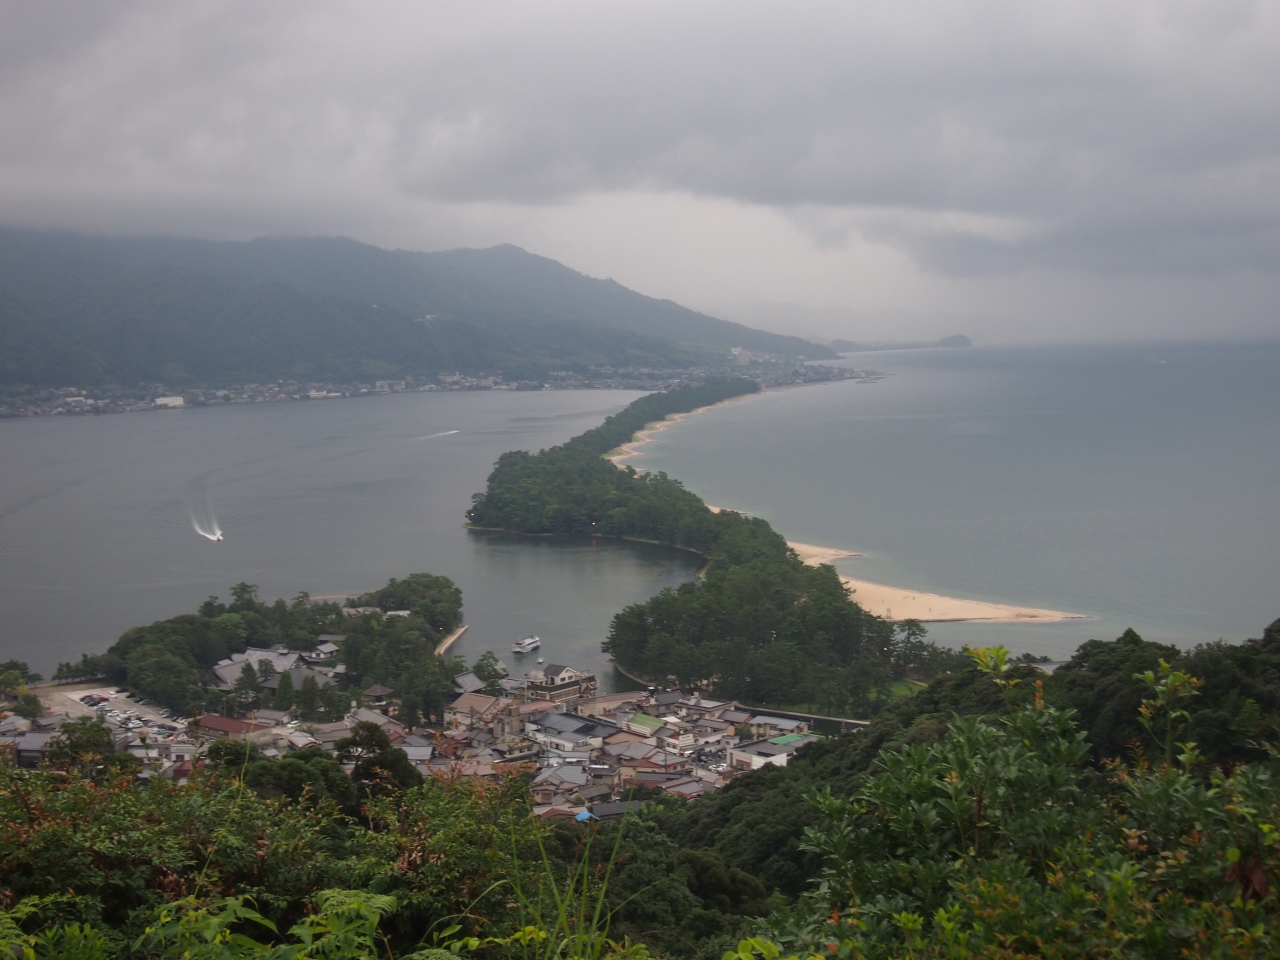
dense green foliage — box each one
[6,624,1280,958]
[756,665,1280,958]
[7,627,1280,957]
[0,659,42,691]
[469,380,963,712]
[0,720,760,959]
[645,622,1280,919]
[606,564,943,714]
[570,380,762,458]
[0,763,545,958]
[205,739,359,811]
[54,576,467,722]
[646,659,1029,900]
[1049,621,1280,767]
[0,660,43,720]
[347,574,463,636]
[0,230,831,387]
[467,378,760,547]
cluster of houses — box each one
[431,661,820,819]
[0,709,202,779]
[211,638,347,695]
[3,646,824,819]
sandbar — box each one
[602,395,1083,625]
[827,573,1084,623]
[787,545,1086,623]
[709,511,1074,623]
[606,394,757,468]
[789,541,863,564]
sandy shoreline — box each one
[821,572,1084,624]
[605,394,757,468]
[777,528,1079,623]
[602,394,1085,625]
[711,505,1078,623]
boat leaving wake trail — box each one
[419,430,460,439]
[189,508,223,541]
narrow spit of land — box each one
[613,397,1085,625]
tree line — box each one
[468,379,965,713]
[5,622,1280,957]
[50,574,468,724]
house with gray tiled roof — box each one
[212,648,305,691]
[526,713,618,752]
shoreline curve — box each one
[824,572,1085,624]
[618,398,1086,626]
[604,393,758,468]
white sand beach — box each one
[788,541,863,564]
[604,395,1084,625]
[605,394,757,468]
[605,415,690,466]
[825,573,1084,623]
[713,509,1076,622]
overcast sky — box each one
[2,1,1278,342]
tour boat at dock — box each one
[512,635,541,654]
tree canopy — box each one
[469,379,964,713]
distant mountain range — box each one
[0,230,835,387]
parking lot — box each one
[37,682,189,737]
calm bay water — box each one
[3,341,1275,680]
[636,341,1280,660]
[0,391,701,682]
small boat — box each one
[535,656,545,664]
[512,635,541,654]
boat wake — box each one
[191,515,223,541]
[189,500,224,541]
[419,430,460,439]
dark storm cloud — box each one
[1,0,1278,276]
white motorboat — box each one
[512,635,541,654]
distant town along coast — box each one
[0,359,869,419]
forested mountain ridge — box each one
[0,229,835,386]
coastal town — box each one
[0,358,877,419]
[3,637,825,820]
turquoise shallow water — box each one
[632,342,1280,659]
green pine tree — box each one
[298,674,320,721]
[275,668,295,712]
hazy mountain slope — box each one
[101,234,829,358]
[0,229,832,387]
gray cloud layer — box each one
[1,1,1278,301]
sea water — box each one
[0,391,701,682]
[4,342,1275,680]
[634,341,1280,660]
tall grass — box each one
[451,818,650,960]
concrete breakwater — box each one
[435,624,469,656]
